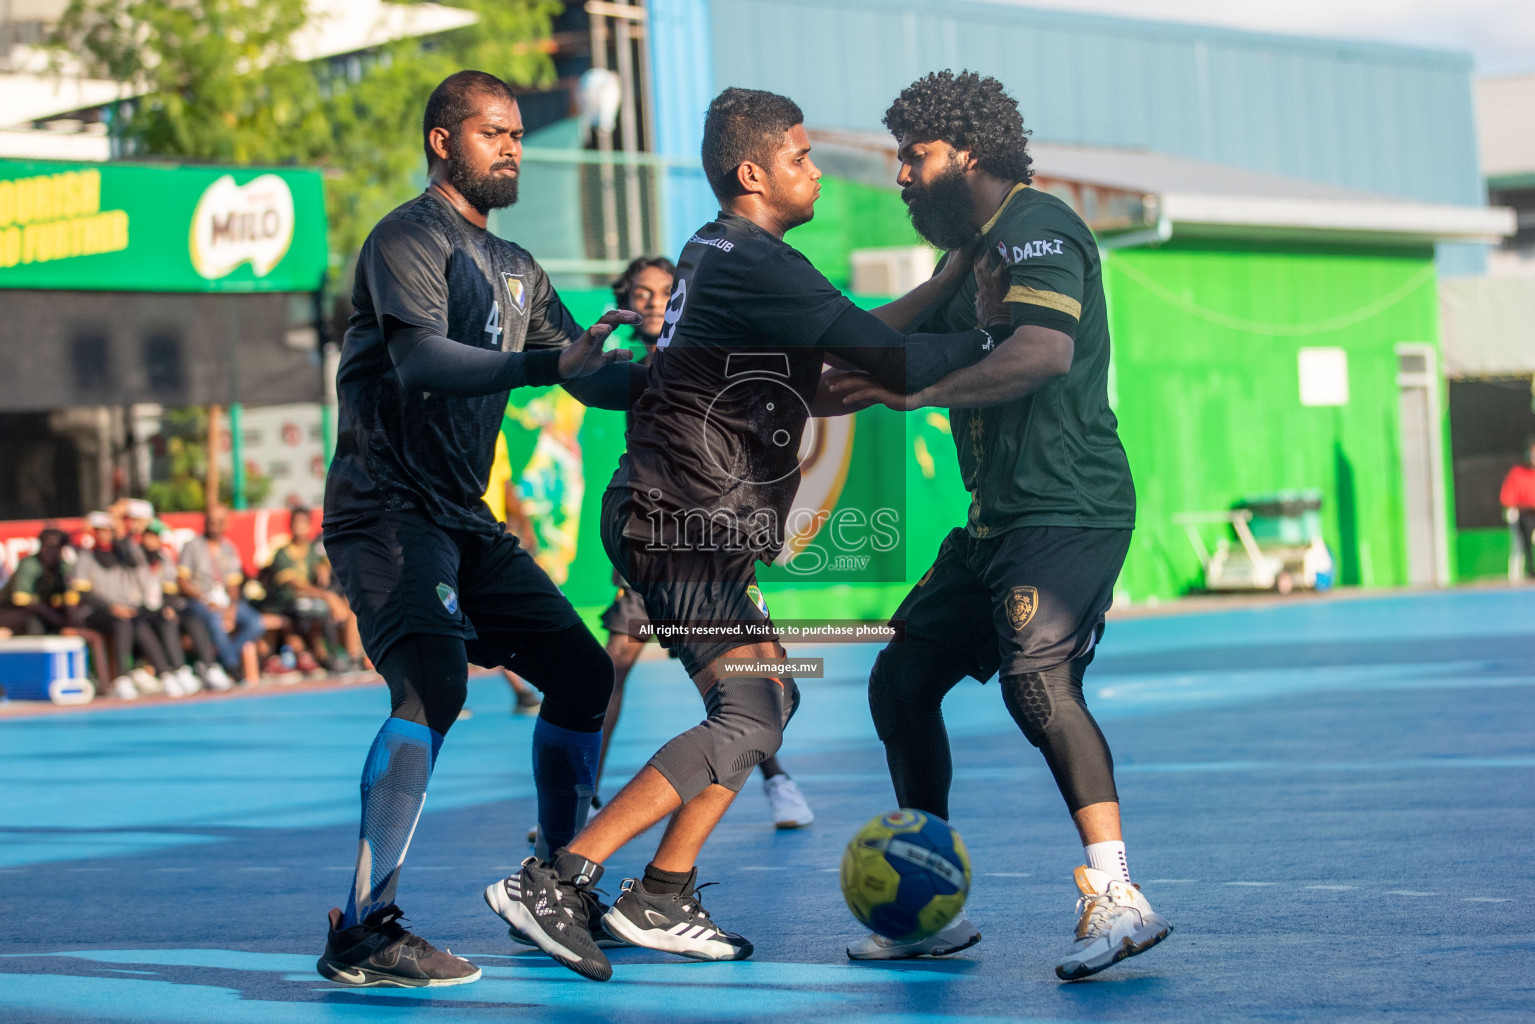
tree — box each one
[54,0,563,280]
[145,407,273,512]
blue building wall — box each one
[648,0,1487,268]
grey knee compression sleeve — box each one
[1001,655,1118,813]
[646,675,795,803]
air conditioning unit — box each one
[850,245,938,296]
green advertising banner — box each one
[0,158,327,293]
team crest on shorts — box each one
[436,583,459,615]
[1005,586,1038,630]
[502,272,526,314]
[746,584,769,617]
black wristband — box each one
[984,318,1012,337]
[524,348,565,387]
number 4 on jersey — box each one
[485,300,502,345]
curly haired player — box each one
[831,70,1172,979]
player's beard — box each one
[447,136,520,213]
[902,159,977,250]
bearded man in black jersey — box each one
[495,87,1012,983]
[830,70,1172,980]
[314,70,645,988]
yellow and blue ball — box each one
[839,809,971,941]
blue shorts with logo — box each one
[325,512,581,667]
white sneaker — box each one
[847,914,980,960]
[130,667,162,695]
[112,675,139,701]
[175,665,202,696]
[1054,866,1172,980]
[762,773,814,828]
[203,664,234,692]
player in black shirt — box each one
[315,71,643,989]
[592,256,815,831]
[499,87,1011,982]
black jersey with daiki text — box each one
[610,213,854,560]
[325,191,583,535]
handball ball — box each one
[840,809,971,941]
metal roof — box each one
[809,129,1514,247]
[705,0,1484,210]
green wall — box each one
[1103,243,1444,601]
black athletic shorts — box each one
[599,585,653,641]
[600,489,777,678]
[892,525,1131,681]
[326,512,582,666]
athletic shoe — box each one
[492,854,612,981]
[762,774,814,829]
[1054,866,1172,981]
[316,904,481,987]
[130,667,161,695]
[202,663,234,692]
[602,873,753,962]
[485,862,630,949]
[111,675,139,701]
[161,671,189,697]
[176,665,203,696]
[297,651,327,679]
[847,914,981,960]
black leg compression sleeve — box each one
[647,675,797,803]
[489,622,613,733]
[377,634,469,736]
[1000,651,1117,813]
[868,641,969,821]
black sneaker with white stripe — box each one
[485,857,630,949]
[600,872,754,961]
[495,851,613,981]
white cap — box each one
[86,511,113,529]
[124,498,154,520]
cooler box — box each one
[0,636,95,704]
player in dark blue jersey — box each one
[497,87,1012,982]
[315,70,644,989]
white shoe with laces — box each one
[1054,865,1172,980]
[846,913,981,960]
[762,774,814,828]
[176,665,202,696]
[111,675,139,700]
[130,667,161,695]
[203,663,234,692]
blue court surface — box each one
[3,588,1533,1023]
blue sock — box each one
[341,718,444,928]
[531,717,601,861]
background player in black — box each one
[830,71,1171,978]
[502,87,1010,982]
[593,255,816,831]
[315,70,643,989]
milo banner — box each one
[0,158,327,293]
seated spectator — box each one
[1501,436,1535,580]
[263,507,364,674]
[0,528,113,693]
[1,528,69,637]
[140,520,233,691]
[74,511,188,700]
[178,504,265,685]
